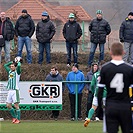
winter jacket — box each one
[36,17,56,43]
[15,14,35,37]
[86,70,94,91]
[66,70,85,94]
[45,71,64,91]
[119,18,133,43]
[0,17,14,41]
[89,18,111,44]
[63,20,82,43]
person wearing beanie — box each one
[63,13,82,67]
[119,12,133,64]
[66,63,85,121]
[87,10,111,68]
[36,11,55,65]
[15,9,35,64]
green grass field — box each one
[0,120,121,133]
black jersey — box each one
[99,60,133,103]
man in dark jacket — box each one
[36,11,55,64]
[15,9,35,64]
[45,66,64,120]
[88,10,111,67]
[63,13,82,67]
[119,12,133,64]
[0,12,14,68]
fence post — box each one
[75,84,78,121]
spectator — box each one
[119,12,133,64]
[36,11,56,65]
[88,10,111,68]
[0,12,14,68]
[85,63,99,119]
[45,66,64,120]
[66,63,85,121]
[15,9,35,64]
[63,13,82,67]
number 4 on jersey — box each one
[110,73,124,93]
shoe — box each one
[71,118,75,121]
[67,64,71,67]
[84,118,90,127]
[12,118,17,123]
[54,118,58,121]
[14,119,20,124]
[0,118,4,121]
[78,117,82,121]
[95,117,100,121]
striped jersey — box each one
[4,61,21,90]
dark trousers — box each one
[52,110,59,118]
[106,101,132,133]
[69,93,82,118]
[86,91,93,117]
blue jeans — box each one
[38,42,51,64]
[88,42,104,65]
[66,42,78,64]
[17,36,32,64]
[0,40,10,63]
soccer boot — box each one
[12,118,17,123]
[14,119,20,124]
[84,118,90,127]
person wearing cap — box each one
[0,12,14,68]
[15,9,35,64]
[36,11,55,64]
[66,63,85,121]
[88,10,111,68]
[63,13,82,67]
[119,12,133,64]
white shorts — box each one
[92,96,106,106]
[6,90,20,104]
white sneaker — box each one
[67,64,70,67]
[95,117,100,121]
[0,118,4,121]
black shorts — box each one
[105,101,132,133]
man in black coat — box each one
[36,11,55,64]
[0,12,14,68]
[63,13,82,67]
[15,9,35,64]
[119,12,133,64]
[88,10,111,67]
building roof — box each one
[5,0,91,23]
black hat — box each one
[73,63,78,69]
[128,12,133,16]
[22,9,27,13]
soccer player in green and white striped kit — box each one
[4,59,21,124]
[84,61,107,131]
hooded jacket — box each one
[66,70,85,94]
[119,18,133,43]
[15,14,35,37]
[63,20,82,43]
[0,17,14,41]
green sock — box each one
[9,108,16,118]
[88,108,95,119]
[16,109,21,120]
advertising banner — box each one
[0,81,62,110]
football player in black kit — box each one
[98,42,133,133]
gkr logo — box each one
[29,84,60,98]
